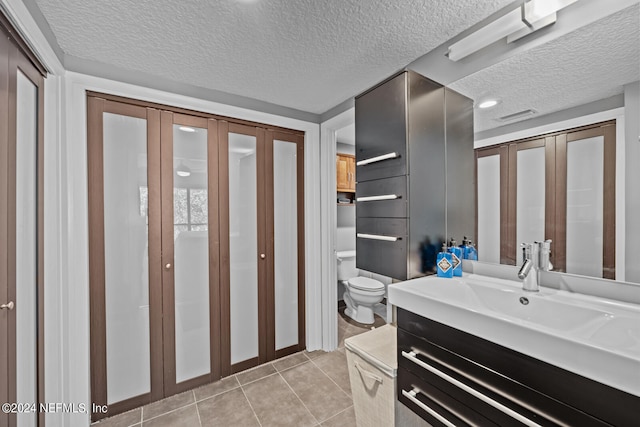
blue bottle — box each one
[466,240,478,261]
[436,243,453,278]
[448,238,463,277]
[461,236,478,260]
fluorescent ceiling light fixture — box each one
[496,109,537,122]
[178,126,196,133]
[478,99,499,109]
[523,0,578,25]
[447,0,579,62]
[176,162,191,177]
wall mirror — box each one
[411,1,639,282]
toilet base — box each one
[344,304,376,325]
[343,290,386,324]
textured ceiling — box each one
[449,4,640,132]
[34,0,514,115]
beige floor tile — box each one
[304,349,326,360]
[198,387,259,427]
[272,352,308,372]
[142,404,199,427]
[92,408,142,427]
[312,348,352,396]
[194,375,240,401]
[243,373,317,427]
[236,363,277,385]
[321,406,357,427]
[280,361,352,423]
[142,390,195,420]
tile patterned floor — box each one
[92,309,385,427]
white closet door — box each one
[172,124,211,383]
[566,136,604,277]
[103,112,151,404]
[228,132,260,365]
[273,139,299,351]
[477,154,501,264]
[516,147,546,250]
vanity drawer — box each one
[398,329,561,427]
[356,175,407,218]
[398,309,633,426]
[398,365,521,427]
[356,218,407,280]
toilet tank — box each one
[337,250,358,280]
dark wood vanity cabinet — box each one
[354,70,475,281]
[396,308,639,427]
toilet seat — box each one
[347,276,384,292]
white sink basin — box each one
[388,273,640,397]
[465,276,612,332]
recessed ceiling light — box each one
[478,99,499,109]
[179,126,196,133]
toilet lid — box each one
[348,276,385,291]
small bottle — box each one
[460,236,470,259]
[448,238,463,277]
[436,243,453,278]
[466,239,478,261]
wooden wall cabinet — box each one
[336,153,355,193]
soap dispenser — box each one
[465,238,478,261]
[461,236,470,257]
[437,243,453,278]
[448,238,463,277]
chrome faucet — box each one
[518,240,552,292]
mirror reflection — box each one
[438,3,638,282]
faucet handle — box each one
[539,240,553,271]
[521,242,536,262]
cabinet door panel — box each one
[356,218,407,280]
[355,73,407,182]
[336,155,349,190]
[347,156,356,191]
[356,175,407,218]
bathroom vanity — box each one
[388,267,640,426]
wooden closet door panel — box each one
[266,130,305,360]
[221,123,268,375]
[88,98,163,420]
[161,113,221,395]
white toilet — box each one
[336,250,386,324]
